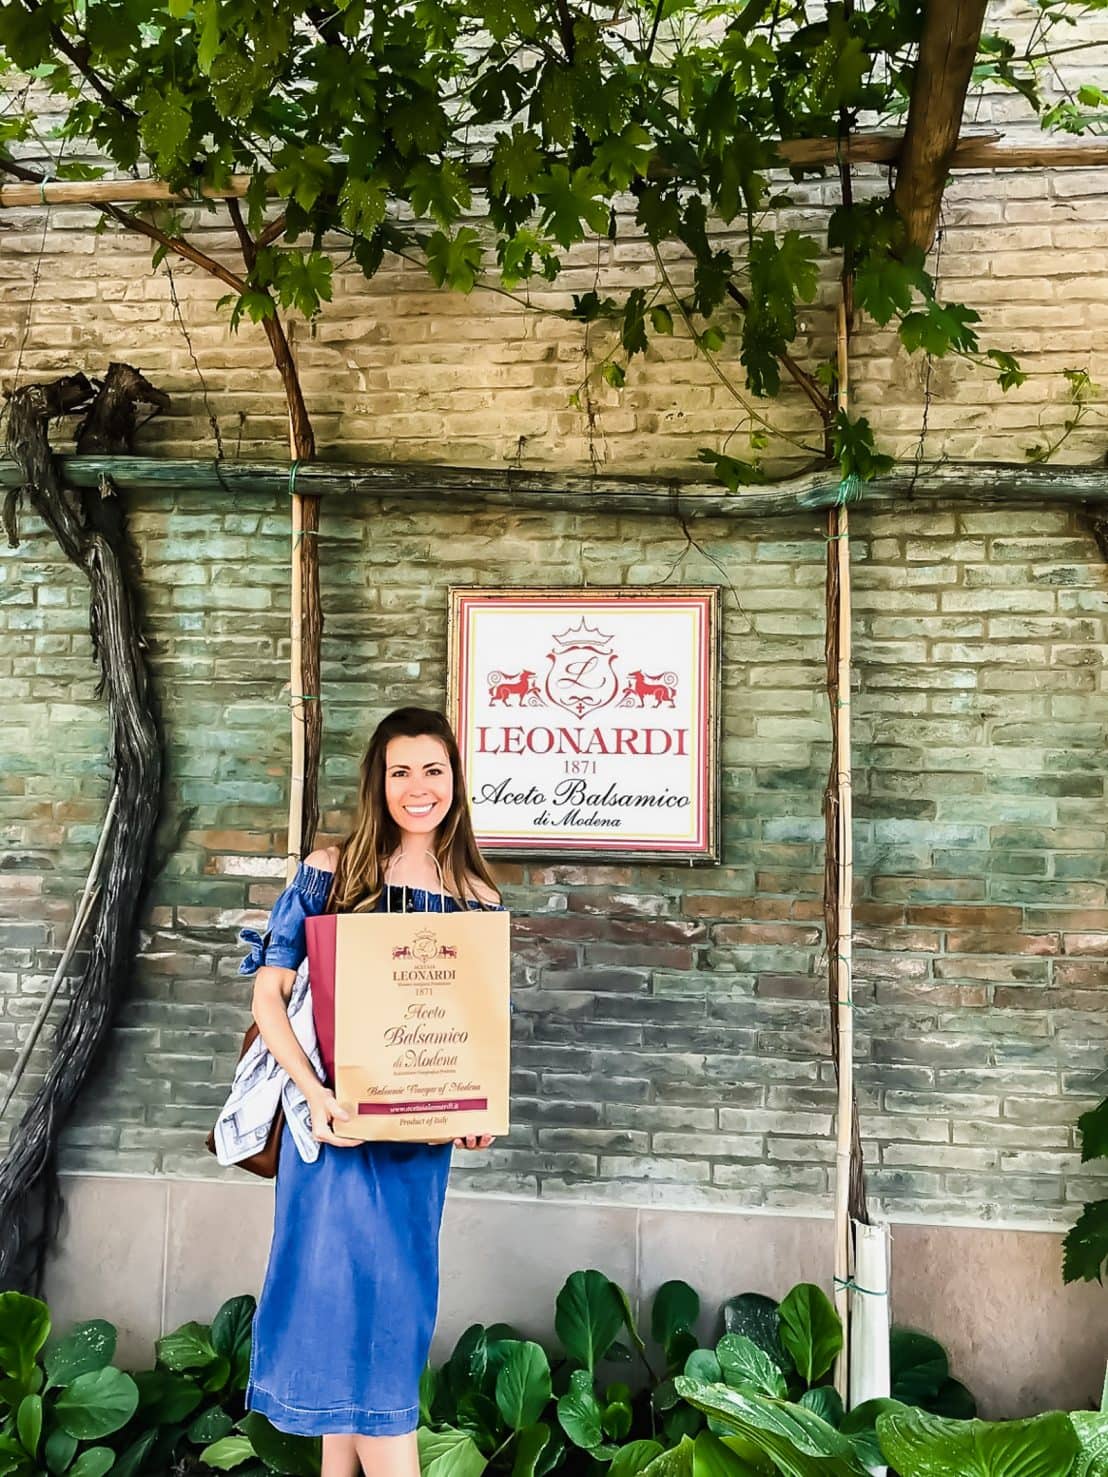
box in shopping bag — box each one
[306,909,510,1141]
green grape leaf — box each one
[426,227,484,293]
[490,125,543,198]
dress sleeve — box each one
[238,862,333,975]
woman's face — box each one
[383,734,454,840]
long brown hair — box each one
[328,707,499,913]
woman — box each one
[238,707,502,1477]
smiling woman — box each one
[235,707,504,1477]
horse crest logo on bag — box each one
[391,929,458,966]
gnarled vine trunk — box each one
[0,371,164,1290]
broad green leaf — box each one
[70,1448,114,1477]
[109,1430,157,1477]
[271,144,333,213]
[650,305,674,335]
[239,1413,321,1477]
[876,1407,1079,1477]
[133,1369,205,1423]
[987,350,1028,392]
[140,88,192,175]
[898,302,981,357]
[610,1441,665,1477]
[889,1330,949,1404]
[1071,1410,1108,1476]
[603,1401,633,1441]
[426,228,483,294]
[200,1436,257,1471]
[510,1423,550,1477]
[406,159,472,229]
[652,1283,701,1352]
[44,1427,78,1475]
[716,1337,787,1399]
[17,1393,42,1456]
[490,126,543,198]
[196,0,220,73]
[54,1368,139,1440]
[211,1296,255,1393]
[675,1379,867,1477]
[610,1283,648,1366]
[720,1438,774,1476]
[719,1295,790,1374]
[533,165,609,248]
[456,1389,499,1446]
[854,246,930,327]
[797,1388,842,1428]
[495,1343,551,1432]
[417,1426,488,1477]
[1080,1100,1108,1163]
[640,1436,696,1477]
[832,412,895,483]
[156,1323,218,1373]
[446,1324,489,1400]
[840,1398,908,1472]
[273,250,334,319]
[0,1293,50,1382]
[929,1378,977,1419]
[557,1369,605,1450]
[420,1365,438,1426]
[44,1322,116,1389]
[190,1406,235,1443]
[555,1272,626,1374]
[593,124,653,190]
[778,1287,841,1385]
[692,1430,768,1477]
[621,289,649,357]
[685,1349,723,1384]
[340,178,387,238]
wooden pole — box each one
[287,351,305,886]
[831,297,856,1401]
[2,133,1108,209]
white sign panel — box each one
[448,588,719,860]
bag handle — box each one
[383,850,447,913]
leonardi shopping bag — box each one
[305,908,510,1142]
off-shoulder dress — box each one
[238,860,501,1437]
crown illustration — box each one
[552,618,614,651]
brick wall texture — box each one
[1,5,1107,1225]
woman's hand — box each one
[454,1135,495,1150]
[307,1089,362,1148]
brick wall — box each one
[2,488,1106,1224]
[1,12,1107,1224]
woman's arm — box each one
[247,843,356,1148]
[252,967,359,1147]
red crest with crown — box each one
[543,618,620,717]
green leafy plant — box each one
[1,0,1091,484]
[1063,1095,1108,1284]
[0,1293,139,1477]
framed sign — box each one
[448,587,719,862]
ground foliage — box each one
[0,0,1104,479]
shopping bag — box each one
[306,907,510,1142]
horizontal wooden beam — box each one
[3,133,1107,210]
[2,456,1106,517]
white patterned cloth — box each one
[211,961,325,1167]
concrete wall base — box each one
[43,1173,1108,1419]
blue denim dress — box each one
[239,863,496,1437]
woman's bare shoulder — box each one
[465,876,501,905]
[304,845,341,872]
